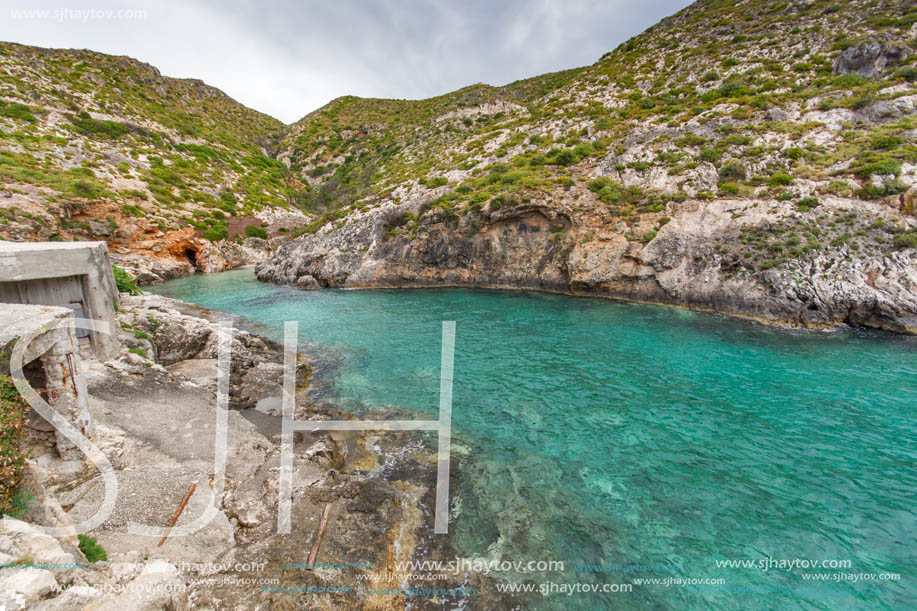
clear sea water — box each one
[150,268,916,610]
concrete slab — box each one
[0,241,121,359]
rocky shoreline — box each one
[255,187,917,335]
[3,293,483,610]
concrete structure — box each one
[0,241,121,359]
[0,304,92,459]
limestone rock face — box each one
[111,253,192,285]
[116,294,306,408]
[238,361,284,410]
[258,194,917,334]
[833,40,912,78]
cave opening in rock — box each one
[184,248,199,270]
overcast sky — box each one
[1,0,692,124]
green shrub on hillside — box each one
[769,173,793,186]
[0,101,36,123]
[78,534,107,562]
[893,232,917,249]
[699,147,720,163]
[112,265,140,295]
[897,66,917,82]
[857,180,906,200]
[588,176,644,206]
[553,150,577,166]
[203,222,228,242]
[121,204,145,217]
[244,224,268,239]
[853,156,902,179]
[0,377,27,516]
[719,159,746,182]
[70,112,130,139]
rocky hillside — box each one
[258,0,917,333]
[2,0,917,330]
[0,42,311,281]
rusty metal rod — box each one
[158,482,197,547]
[306,503,333,570]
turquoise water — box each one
[151,269,917,610]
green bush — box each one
[490,193,518,209]
[121,204,145,217]
[769,172,793,186]
[128,347,148,359]
[898,65,917,83]
[893,232,917,249]
[70,112,129,139]
[796,196,819,212]
[78,534,107,562]
[857,180,906,199]
[0,102,36,123]
[423,176,448,188]
[553,150,577,166]
[6,489,32,519]
[203,222,228,242]
[719,159,746,182]
[112,265,140,295]
[854,157,902,178]
[0,377,27,516]
[587,176,644,205]
[699,147,720,163]
[244,224,268,239]
[871,135,903,150]
[70,180,104,199]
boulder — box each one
[0,568,58,605]
[238,361,284,409]
[833,41,911,77]
[0,518,76,566]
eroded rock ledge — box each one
[3,294,471,610]
[256,192,917,334]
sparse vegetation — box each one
[0,377,27,517]
[112,265,140,295]
[78,534,108,562]
[244,224,269,239]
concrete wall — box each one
[0,242,121,359]
[0,303,93,459]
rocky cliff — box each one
[258,0,917,333]
[256,181,917,332]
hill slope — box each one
[1,0,916,331]
[258,0,917,332]
[0,42,309,279]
